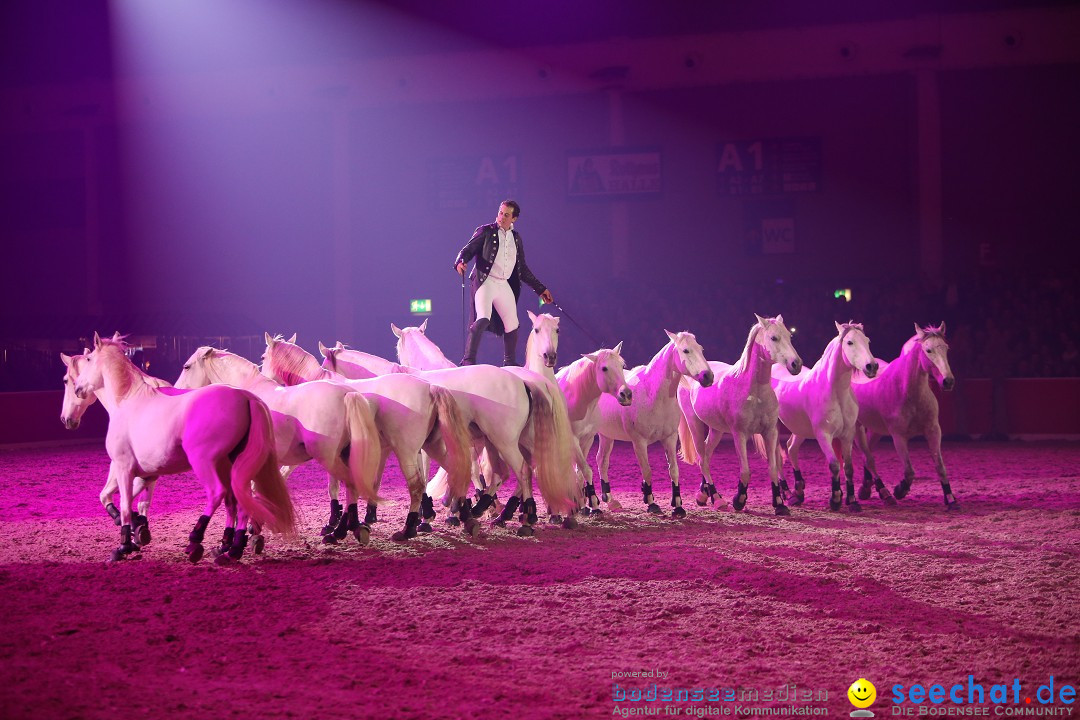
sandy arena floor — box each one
[0,439,1077,720]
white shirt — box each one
[488,226,518,280]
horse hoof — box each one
[417,522,433,534]
[186,543,204,564]
[391,528,416,542]
[252,535,265,554]
[775,505,791,516]
[847,501,863,513]
[464,518,481,538]
[607,498,623,512]
[882,495,897,507]
[517,525,535,537]
[893,484,909,500]
[211,545,227,559]
[353,525,371,546]
[320,524,335,535]
[562,516,579,530]
[672,507,686,519]
[695,493,709,507]
[857,484,872,501]
[109,548,127,563]
[646,503,663,515]
[732,495,747,512]
[945,500,961,512]
[214,553,234,566]
[579,506,591,516]
[446,516,461,527]
[321,534,339,545]
[789,495,804,507]
[829,500,842,512]
[548,515,563,525]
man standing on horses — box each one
[455,200,553,366]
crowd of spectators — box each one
[1,270,1077,392]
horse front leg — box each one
[855,427,895,505]
[391,452,425,542]
[185,456,230,564]
[632,440,662,515]
[814,432,843,511]
[731,432,752,512]
[364,453,389,526]
[108,462,141,563]
[927,423,958,510]
[324,454,370,547]
[786,434,807,506]
[892,435,917,501]
[323,468,343,536]
[595,434,621,511]
[841,434,862,512]
[763,426,789,516]
[698,427,727,509]
[661,434,685,518]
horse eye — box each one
[770,336,778,342]
[534,329,538,334]
[555,329,559,334]
[601,366,608,372]
[183,364,192,370]
[847,340,854,345]
[927,349,934,354]
[683,349,689,354]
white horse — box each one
[260,334,475,541]
[392,321,581,534]
[61,343,161,544]
[771,321,879,512]
[678,315,803,515]
[175,347,388,543]
[852,322,958,509]
[65,334,296,563]
[593,331,714,516]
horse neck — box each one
[641,342,682,395]
[897,337,928,397]
[524,333,556,381]
[824,335,855,390]
[560,357,601,413]
[213,354,273,392]
[96,351,152,411]
[400,336,455,370]
[732,327,771,388]
[271,346,329,385]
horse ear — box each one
[201,347,214,359]
[775,314,784,325]
[419,318,428,334]
[391,323,403,338]
[755,313,766,327]
[665,329,678,343]
[835,321,844,333]
[613,341,623,356]
[582,352,599,362]
[939,321,947,335]
[111,331,123,342]
[914,323,926,340]
[61,353,72,368]
[93,332,103,349]
[318,341,329,358]
[287,333,297,344]
[527,310,537,323]
[265,332,275,347]
[335,341,345,349]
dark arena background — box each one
[1,2,1078,719]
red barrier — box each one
[0,390,109,445]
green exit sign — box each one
[410,298,432,315]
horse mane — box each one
[395,328,452,368]
[731,324,763,377]
[204,347,261,386]
[560,355,592,389]
[267,339,322,385]
[96,337,160,400]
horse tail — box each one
[232,393,297,537]
[752,433,769,461]
[677,414,700,465]
[430,385,473,501]
[344,392,383,505]
[524,377,580,516]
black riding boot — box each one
[461,317,490,366]
[502,328,520,366]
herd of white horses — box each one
[58,313,956,564]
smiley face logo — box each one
[848,678,877,709]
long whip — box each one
[546,298,605,348]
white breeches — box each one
[474,277,519,332]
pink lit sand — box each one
[0,440,1077,719]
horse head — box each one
[915,322,954,391]
[666,330,713,387]
[835,321,878,378]
[174,347,220,389]
[526,310,560,368]
[584,341,632,406]
[755,313,802,375]
[261,332,314,385]
[60,349,95,429]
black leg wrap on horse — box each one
[393,511,420,541]
[894,476,913,500]
[322,498,343,535]
[106,502,121,525]
[332,503,359,540]
[600,479,612,501]
[584,483,598,500]
[364,503,378,526]
[733,483,749,512]
[670,483,682,507]
[497,494,521,524]
[189,514,211,543]
[227,528,248,560]
[471,492,495,518]
[457,497,474,523]
[641,481,653,503]
[420,494,436,521]
[220,526,235,550]
[522,498,538,526]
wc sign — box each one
[761,217,795,254]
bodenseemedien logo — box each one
[849,678,877,718]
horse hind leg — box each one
[697,428,727,509]
[595,434,621,511]
[786,434,807,506]
[892,435,917,501]
[662,434,686,518]
[364,453,389,526]
[841,436,862,513]
[631,440,663,515]
[391,453,425,542]
[185,456,230,563]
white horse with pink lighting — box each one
[678,315,802,515]
[853,322,958,509]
